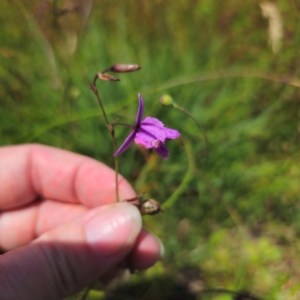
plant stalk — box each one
[90,77,120,202]
[172,102,209,164]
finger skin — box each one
[0,144,163,297]
[0,202,142,300]
[0,144,136,209]
[128,229,163,270]
[0,200,88,251]
[0,144,136,250]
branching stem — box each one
[112,123,135,129]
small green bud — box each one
[69,87,80,98]
[160,94,173,107]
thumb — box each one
[0,202,142,300]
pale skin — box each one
[0,144,162,300]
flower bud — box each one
[139,199,163,215]
[160,94,173,107]
[109,64,141,73]
[97,72,120,82]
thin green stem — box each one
[111,131,119,203]
[80,284,93,300]
[91,76,110,127]
[90,78,120,202]
[162,138,194,210]
[148,70,300,95]
[112,122,135,128]
[172,102,209,161]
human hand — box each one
[0,144,162,300]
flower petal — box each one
[141,116,164,128]
[114,130,136,156]
[135,123,167,148]
[154,142,170,160]
[134,130,158,148]
[136,93,144,126]
[164,128,180,140]
[114,93,180,158]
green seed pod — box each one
[160,94,173,107]
[109,64,141,73]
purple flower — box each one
[114,93,180,160]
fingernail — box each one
[85,203,142,257]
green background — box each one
[1,1,300,299]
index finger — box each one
[0,144,136,210]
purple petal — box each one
[114,130,136,156]
[140,122,167,141]
[154,142,170,160]
[164,128,180,140]
[136,93,144,126]
[141,116,164,128]
[135,124,167,148]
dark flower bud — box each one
[107,64,141,73]
[139,199,164,215]
[124,193,163,216]
[160,94,173,107]
[97,72,120,82]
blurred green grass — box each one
[1,0,300,299]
